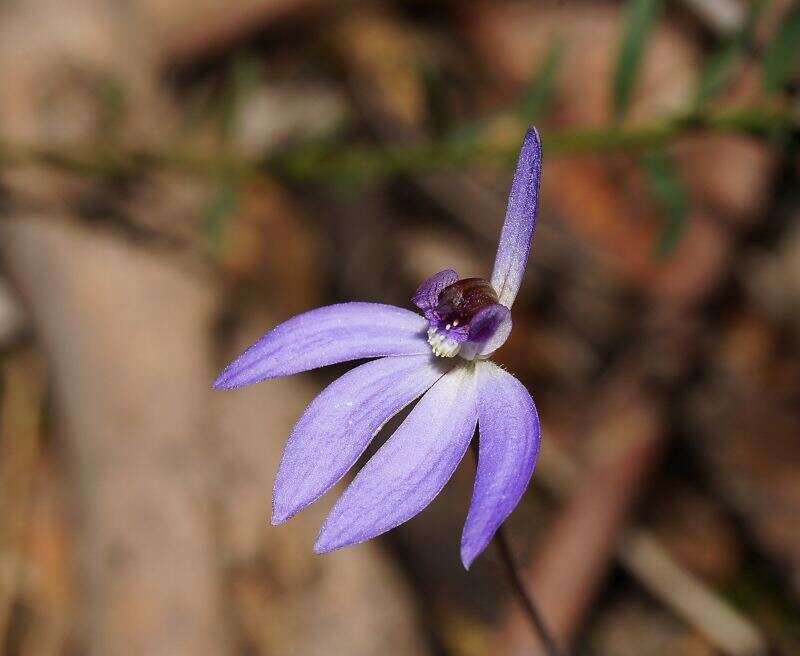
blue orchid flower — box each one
[214,128,543,568]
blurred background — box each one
[0,0,799,655]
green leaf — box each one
[763,4,800,94]
[613,0,663,121]
[696,41,748,110]
[695,39,746,109]
[645,150,690,258]
[694,1,764,109]
[517,39,565,120]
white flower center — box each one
[427,327,461,358]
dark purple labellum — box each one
[435,278,499,327]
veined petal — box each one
[315,365,478,553]
[213,303,429,389]
[272,354,450,523]
[412,269,459,315]
[490,128,542,308]
[461,361,540,569]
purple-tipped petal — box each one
[468,303,510,342]
[476,307,512,357]
[412,269,459,314]
[461,361,540,569]
[315,366,478,553]
[213,303,429,389]
[272,354,449,524]
[458,304,512,361]
[490,127,542,308]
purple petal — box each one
[459,304,512,361]
[476,308,512,357]
[490,127,542,308]
[315,366,478,553]
[213,303,429,389]
[468,304,510,342]
[461,361,540,569]
[412,269,459,314]
[272,354,449,523]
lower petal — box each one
[315,365,478,553]
[272,354,449,523]
[461,361,540,569]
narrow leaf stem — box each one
[469,443,565,656]
[0,106,795,185]
[494,525,566,656]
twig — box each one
[0,106,795,184]
[620,531,769,656]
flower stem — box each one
[494,524,565,656]
[469,442,565,656]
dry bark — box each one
[0,216,229,656]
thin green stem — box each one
[0,105,795,184]
[494,525,566,656]
[468,443,565,656]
